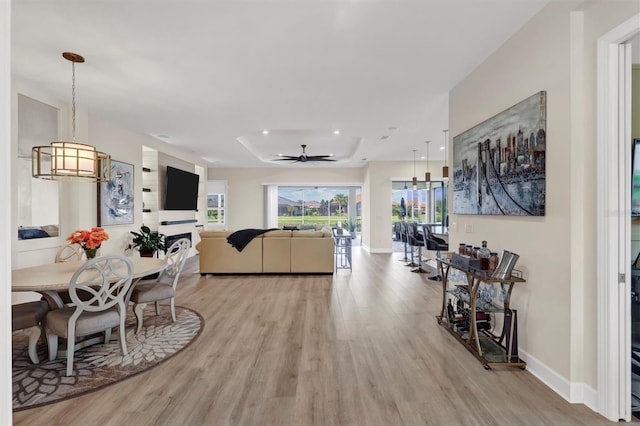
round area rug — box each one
[12,306,203,411]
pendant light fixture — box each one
[32,52,110,182]
[442,129,449,178]
[411,150,418,190]
[424,140,431,182]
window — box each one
[391,180,448,226]
[275,186,361,232]
[207,194,225,224]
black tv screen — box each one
[164,166,199,211]
[633,139,640,217]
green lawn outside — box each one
[278,215,361,231]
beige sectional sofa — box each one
[196,229,335,274]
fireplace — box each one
[165,232,192,252]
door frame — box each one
[597,13,639,422]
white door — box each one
[597,15,640,422]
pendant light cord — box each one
[443,130,448,167]
[71,60,76,142]
[413,150,416,176]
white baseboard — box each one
[519,349,598,413]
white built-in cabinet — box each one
[141,146,205,257]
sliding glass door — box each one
[391,180,448,230]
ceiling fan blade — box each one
[306,155,334,160]
[272,145,335,163]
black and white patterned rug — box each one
[12,306,203,411]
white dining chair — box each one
[45,255,134,376]
[54,242,84,263]
[130,238,190,334]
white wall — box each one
[208,161,446,250]
[365,160,447,252]
[207,167,364,231]
[449,0,640,403]
[1,0,12,422]
[87,115,208,256]
[10,94,208,277]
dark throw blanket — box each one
[227,228,277,252]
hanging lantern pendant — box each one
[31,52,111,181]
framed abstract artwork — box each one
[452,91,546,216]
[98,160,134,226]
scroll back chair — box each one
[55,243,83,263]
[45,255,134,376]
[129,238,190,334]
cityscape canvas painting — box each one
[453,91,546,216]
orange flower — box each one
[67,227,109,250]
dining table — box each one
[12,256,168,356]
[12,256,168,308]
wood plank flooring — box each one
[13,249,613,425]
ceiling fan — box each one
[274,144,336,163]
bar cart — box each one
[435,256,527,370]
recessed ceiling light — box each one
[277,153,283,157]
[333,130,340,135]
[262,130,269,135]
[440,146,445,150]
[421,156,425,160]
[380,135,390,140]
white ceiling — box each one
[11,0,549,168]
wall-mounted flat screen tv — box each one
[164,166,199,211]
[633,139,640,216]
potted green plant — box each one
[345,219,357,239]
[130,225,166,257]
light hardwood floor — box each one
[14,249,613,425]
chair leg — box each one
[170,298,176,322]
[66,327,76,376]
[104,328,112,344]
[406,246,419,267]
[428,249,443,280]
[47,331,58,362]
[23,325,41,364]
[119,314,128,356]
[400,240,410,262]
[411,247,428,273]
[134,303,146,334]
[155,301,161,316]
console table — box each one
[435,257,526,370]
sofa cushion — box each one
[263,237,291,272]
[199,231,232,238]
[292,230,326,238]
[263,230,292,238]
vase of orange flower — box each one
[67,227,109,260]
